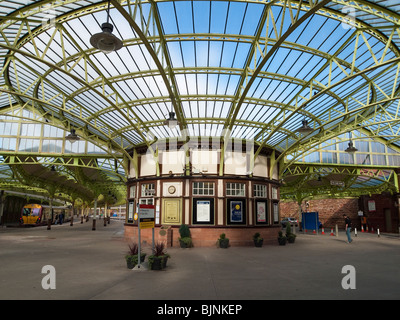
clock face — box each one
[168,185,176,194]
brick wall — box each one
[125,224,282,247]
[280,195,400,233]
[359,194,399,233]
[280,198,359,229]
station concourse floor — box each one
[0,218,399,301]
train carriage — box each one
[20,204,71,226]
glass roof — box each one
[0,0,400,201]
[1,0,399,156]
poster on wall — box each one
[230,201,243,222]
[156,205,160,225]
[368,200,376,212]
[227,199,246,225]
[196,200,210,222]
[273,202,279,224]
[255,200,268,224]
[193,198,214,225]
[128,201,134,223]
[164,200,180,223]
[162,198,182,225]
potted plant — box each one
[148,241,170,270]
[253,232,263,247]
[178,224,193,248]
[286,223,296,243]
[277,231,287,246]
[218,233,229,248]
[125,242,146,269]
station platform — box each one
[0,218,399,301]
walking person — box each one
[343,214,353,243]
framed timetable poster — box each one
[227,199,246,225]
[192,198,214,225]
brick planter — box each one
[124,224,281,247]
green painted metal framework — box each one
[0,0,400,205]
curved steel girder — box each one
[281,164,398,198]
[0,101,128,165]
[75,66,348,120]
[3,3,390,127]
[280,182,397,200]
[1,49,145,154]
[279,97,400,172]
[0,181,63,201]
[2,0,394,142]
[260,56,400,160]
[0,153,126,182]
[127,0,400,55]
[0,11,152,151]
[224,0,332,135]
[110,0,187,131]
[253,29,377,142]
[91,93,324,130]
[282,178,394,200]
[0,85,133,164]
[3,155,125,204]
[332,0,400,28]
[283,164,395,180]
[147,0,187,129]
[1,0,398,157]
[4,0,399,28]
[30,24,151,140]
[107,96,317,140]
[10,162,94,202]
[4,1,399,70]
[221,1,276,131]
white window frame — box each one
[253,184,267,198]
[139,198,154,205]
[226,182,245,197]
[141,183,155,197]
[193,182,215,196]
[272,186,278,200]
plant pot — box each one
[278,237,287,246]
[150,256,163,270]
[149,255,169,270]
[125,253,146,269]
[219,238,229,248]
[287,236,296,243]
[179,237,192,248]
[126,259,135,269]
[254,239,263,247]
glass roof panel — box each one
[0,0,398,157]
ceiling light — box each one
[164,111,179,129]
[89,2,123,54]
[65,129,80,143]
[296,119,313,135]
[345,140,358,153]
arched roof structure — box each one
[0,0,400,205]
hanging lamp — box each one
[65,129,80,143]
[164,111,179,129]
[345,140,358,153]
[90,1,123,54]
[296,119,313,135]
